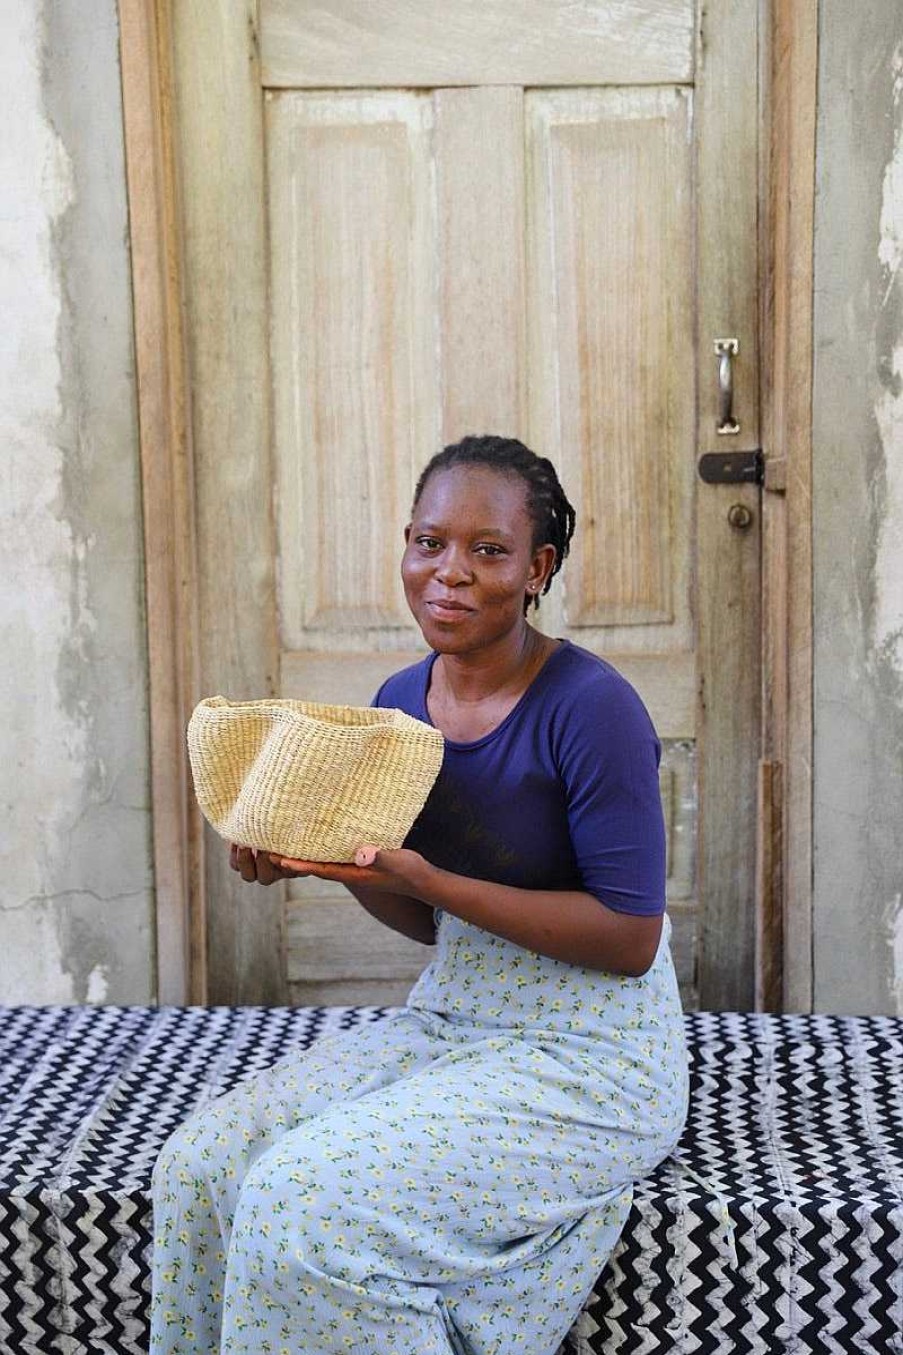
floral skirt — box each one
[149,909,689,1355]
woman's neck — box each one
[434,625,554,706]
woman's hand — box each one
[228,842,428,896]
[272,846,429,898]
[228,842,437,943]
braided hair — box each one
[412,435,576,613]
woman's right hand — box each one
[229,843,296,886]
[229,841,436,944]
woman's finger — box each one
[272,855,321,878]
[255,852,281,886]
[237,846,258,882]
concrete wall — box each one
[0,0,154,1002]
[813,3,903,1013]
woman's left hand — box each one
[269,846,429,897]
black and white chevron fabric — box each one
[1,1006,902,1355]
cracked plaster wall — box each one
[0,0,154,1002]
[813,3,903,1013]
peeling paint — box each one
[40,106,76,220]
[874,42,903,692]
[877,46,903,292]
[0,2,88,925]
[0,0,154,1003]
[86,964,109,1004]
[883,894,903,1017]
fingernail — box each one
[355,846,377,868]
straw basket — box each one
[187,696,445,862]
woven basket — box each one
[187,696,444,862]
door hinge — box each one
[697,448,764,485]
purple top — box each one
[372,639,666,917]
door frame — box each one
[118,0,816,1010]
[757,0,817,1014]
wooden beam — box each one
[755,759,784,1010]
[695,0,762,1011]
[117,0,205,1003]
[168,1,285,1004]
[759,0,817,1012]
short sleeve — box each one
[555,678,666,916]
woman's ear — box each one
[403,522,412,544]
[529,543,557,592]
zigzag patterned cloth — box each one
[0,1005,902,1355]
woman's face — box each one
[401,465,554,655]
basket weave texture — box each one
[187,696,445,862]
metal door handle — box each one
[715,338,740,435]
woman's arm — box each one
[272,849,663,977]
[413,862,662,976]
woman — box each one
[150,435,690,1355]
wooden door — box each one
[170,0,761,1012]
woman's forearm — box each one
[344,884,437,946]
[408,864,662,976]
[269,848,661,974]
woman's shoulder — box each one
[544,640,658,737]
[548,640,646,701]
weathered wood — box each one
[117,0,204,1003]
[150,0,771,1004]
[170,0,284,1004]
[435,87,526,442]
[260,0,694,88]
[281,650,429,709]
[286,892,432,983]
[660,739,697,897]
[755,759,784,1012]
[287,976,425,1008]
[268,85,529,661]
[668,903,699,1007]
[760,0,816,1013]
[526,87,694,644]
[695,0,762,1011]
[267,92,440,651]
[286,885,431,1007]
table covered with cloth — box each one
[0,1004,901,1355]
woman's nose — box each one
[435,547,472,585]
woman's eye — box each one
[475,544,504,556]
[416,536,441,550]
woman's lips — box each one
[425,599,474,622]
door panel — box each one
[267,76,704,1005]
[260,0,695,87]
[525,88,694,647]
[268,93,439,648]
[435,87,526,440]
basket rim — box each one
[191,695,443,740]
